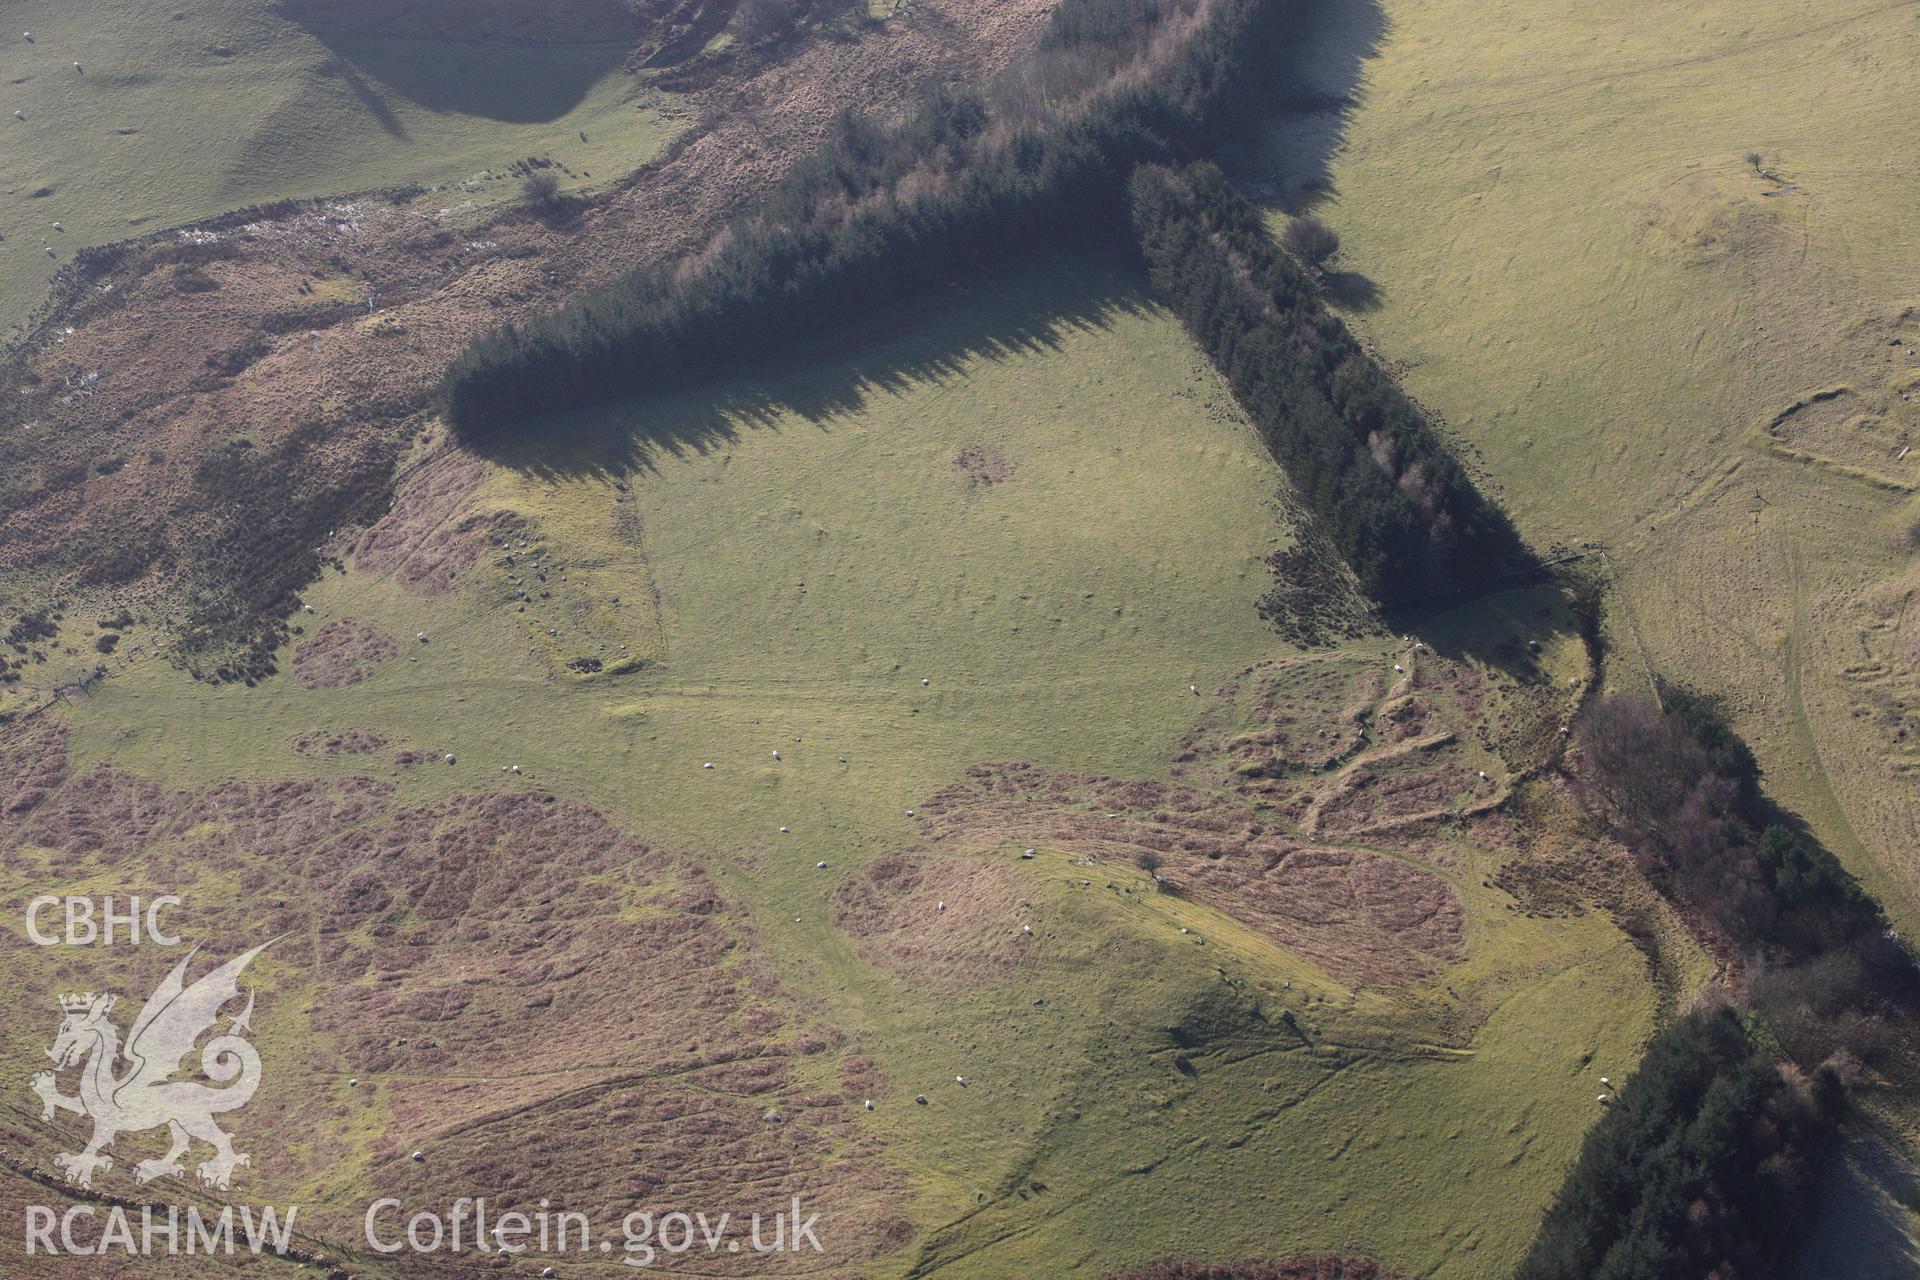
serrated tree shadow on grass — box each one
[481,257,1157,484]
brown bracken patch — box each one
[295,790,904,1271]
[872,648,1560,987]
[292,727,389,757]
[0,0,1059,681]
[353,451,502,595]
[1104,1257,1404,1280]
[833,853,1030,986]
[914,764,1463,986]
[0,718,68,818]
[0,763,907,1273]
[291,617,398,688]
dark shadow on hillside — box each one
[1385,578,1584,686]
[479,258,1158,484]
[1320,268,1382,312]
[1224,0,1390,216]
[281,0,638,122]
[324,61,408,139]
[1216,0,1549,647]
[1375,529,1596,676]
[1799,1121,1920,1280]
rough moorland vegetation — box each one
[440,0,1293,434]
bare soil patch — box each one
[953,444,1011,486]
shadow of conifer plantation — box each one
[1223,0,1391,307]
[279,0,639,123]
[481,258,1156,485]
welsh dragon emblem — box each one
[28,942,271,1190]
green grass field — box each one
[0,0,685,334]
[1263,0,1920,1268]
[1267,0,1920,909]
[22,0,1896,1264]
[8,263,1663,1277]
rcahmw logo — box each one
[26,1203,296,1259]
[26,940,276,1192]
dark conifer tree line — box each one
[441,0,1528,605]
[442,0,1290,436]
[1575,685,1911,1046]
[1126,162,1526,601]
[1515,1006,1841,1280]
[1521,686,1917,1280]
[428,0,1920,1268]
